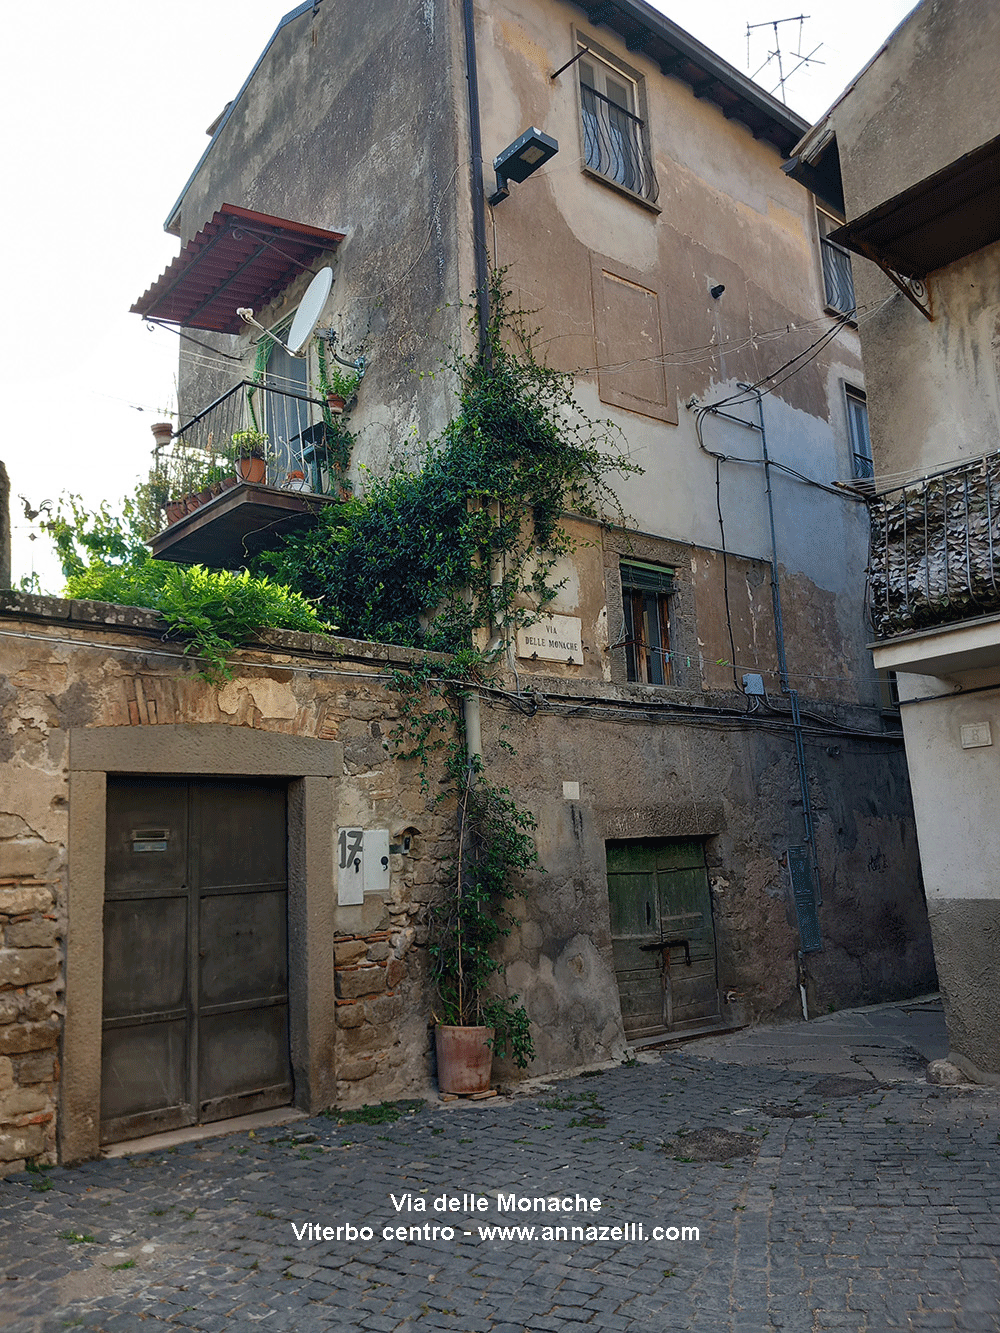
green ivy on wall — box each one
[256,273,637,652]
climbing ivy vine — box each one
[257,273,637,651]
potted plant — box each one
[230,429,271,484]
[430,762,536,1094]
[316,340,361,416]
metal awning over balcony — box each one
[830,135,1000,280]
[131,205,345,333]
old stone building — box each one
[0,0,938,1168]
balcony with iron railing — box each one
[580,85,659,205]
[868,452,1000,641]
[150,379,348,568]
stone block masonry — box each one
[0,593,460,1161]
[0,882,61,1175]
[0,589,937,1164]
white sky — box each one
[2,0,915,590]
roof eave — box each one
[163,1,317,237]
[569,0,808,151]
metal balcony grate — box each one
[581,85,659,204]
[158,379,340,506]
[868,451,1000,637]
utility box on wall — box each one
[337,828,390,905]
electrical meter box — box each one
[337,828,390,905]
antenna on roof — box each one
[236,265,333,356]
[746,14,824,105]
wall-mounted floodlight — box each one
[488,127,558,205]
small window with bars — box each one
[817,207,856,318]
[845,385,872,479]
[620,560,674,685]
[579,51,659,204]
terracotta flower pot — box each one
[435,1025,494,1095]
[326,392,346,415]
[165,500,186,524]
[237,456,267,484]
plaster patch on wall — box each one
[498,19,548,71]
[217,677,299,719]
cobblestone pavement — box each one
[2,1000,998,1333]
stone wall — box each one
[0,592,937,1168]
[0,882,60,1172]
[0,594,463,1171]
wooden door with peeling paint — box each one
[606,838,720,1038]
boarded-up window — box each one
[591,257,676,423]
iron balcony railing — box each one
[581,84,659,204]
[868,451,1000,637]
[159,379,342,504]
[820,237,856,317]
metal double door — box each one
[101,777,292,1144]
[607,838,720,1039]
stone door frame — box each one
[62,724,342,1165]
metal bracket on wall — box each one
[874,259,933,322]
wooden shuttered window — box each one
[621,561,674,685]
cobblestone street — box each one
[1,999,997,1332]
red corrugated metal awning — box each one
[131,204,345,334]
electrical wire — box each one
[474,683,903,742]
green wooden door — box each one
[606,839,720,1038]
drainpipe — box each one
[737,383,821,918]
[463,691,483,770]
[462,0,491,361]
[461,1,498,767]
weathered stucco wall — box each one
[821,0,1000,482]
[892,670,1000,1082]
[467,0,875,706]
[819,0,1000,1086]
[848,237,1000,482]
[484,683,933,1040]
[823,0,1000,222]
[169,0,468,478]
[159,0,878,711]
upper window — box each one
[252,321,332,492]
[579,51,659,205]
[845,385,872,479]
[621,561,673,685]
[817,207,856,317]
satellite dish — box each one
[286,266,333,353]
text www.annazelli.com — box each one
[473,1224,699,1242]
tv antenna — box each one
[746,14,823,104]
